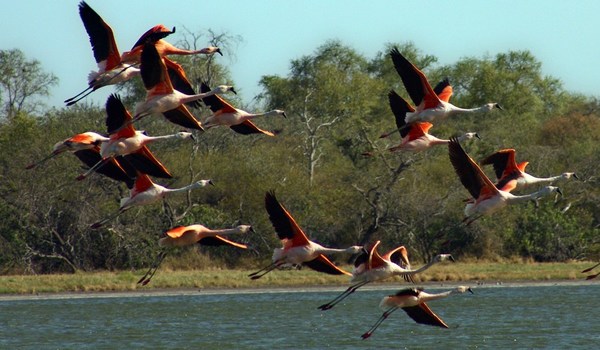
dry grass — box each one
[0,260,594,295]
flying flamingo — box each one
[132,42,236,130]
[64,2,174,106]
[248,191,362,279]
[25,131,135,188]
[448,138,562,225]
[582,262,600,280]
[390,47,502,124]
[363,90,479,155]
[138,224,253,285]
[76,94,194,181]
[90,173,213,229]
[67,2,219,105]
[318,241,455,310]
[200,82,286,136]
[361,286,474,339]
[480,148,578,193]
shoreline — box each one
[1,278,597,301]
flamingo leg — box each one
[361,306,399,339]
[585,272,599,280]
[137,251,167,286]
[76,157,111,181]
[65,64,139,106]
[317,281,370,311]
[248,261,281,280]
[25,152,61,169]
[64,85,93,104]
[581,262,600,273]
[90,209,126,229]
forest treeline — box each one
[1,37,599,274]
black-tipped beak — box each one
[216,48,223,56]
[573,173,580,180]
[282,112,288,118]
[449,255,456,263]
[495,104,503,111]
[171,27,176,34]
[475,133,481,140]
[190,133,197,142]
[556,188,563,196]
[208,180,215,186]
[467,287,474,294]
[230,87,237,95]
[249,226,255,233]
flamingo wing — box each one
[448,138,498,200]
[304,254,351,276]
[480,149,517,180]
[200,82,237,114]
[367,241,387,270]
[131,24,174,49]
[230,121,275,136]
[386,246,413,282]
[78,1,120,69]
[390,48,440,109]
[105,94,135,137]
[67,133,102,146]
[123,146,172,179]
[432,79,453,103]
[164,57,202,109]
[140,42,173,93]
[402,303,449,328]
[388,90,415,138]
[162,105,203,130]
[130,173,154,197]
[165,226,189,238]
[406,122,433,141]
[74,149,134,188]
[198,235,248,249]
[264,191,310,246]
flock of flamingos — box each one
[24,1,598,340]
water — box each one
[1,282,598,349]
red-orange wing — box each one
[230,120,275,136]
[68,133,99,145]
[200,82,237,114]
[78,1,120,69]
[406,122,433,140]
[304,254,351,276]
[389,48,441,110]
[402,303,449,328]
[124,146,172,179]
[448,138,498,200]
[368,241,387,270]
[165,226,189,238]
[264,191,310,247]
[198,235,248,249]
[130,173,154,197]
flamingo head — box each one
[345,246,363,254]
[176,131,194,140]
[237,225,254,234]
[214,85,237,95]
[456,286,474,294]
[435,254,455,263]
[200,46,222,56]
[195,179,214,188]
[562,172,578,180]
[483,103,503,111]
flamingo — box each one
[200,82,286,136]
[390,47,502,124]
[248,191,362,279]
[132,42,236,130]
[480,148,578,193]
[582,262,600,280]
[77,94,194,181]
[365,90,479,154]
[318,241,455,310]
[137,224,253,285]
[90,173,213,229]
[448,138,562,225]
[25,132,135,188]
[361,286,474,339]
[64,2,174,106]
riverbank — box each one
[0,260,595,295]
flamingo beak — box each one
[249,226,255,233]
[572,173,580,180]
[208,180,215,186]
[230,87,238,95]
[282,112,288,118]
[448,255,456,263]
[467,287,474,294]
[474,133,481,140]
[216,48,223,56]
[495,104,504,111]
[556,188,563,196]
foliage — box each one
[0,36,598,274]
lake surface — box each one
[1,282,598,349]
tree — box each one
[0,49,58,119]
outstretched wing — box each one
[198,236,248,249]
[448,138,498,200]
[78,1,120,68]
[230,121,275,136]
[264,191,310,246]
[303,255,351,276]
[402,303,449,328]
[390,47,440,109]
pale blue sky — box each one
[2,0,599,109]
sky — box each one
[2,0,600,110]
